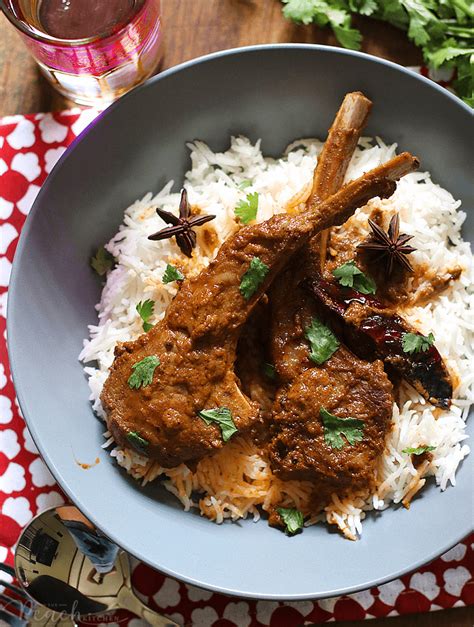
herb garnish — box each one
[238,179,253,190]
[126,431,149,452]
[198,407,238,442]
[239,257,270,300]
[91,246,114,276]
[333,261,376,294]
[263,362,277,380]
[277,507,304,535]
[358,214,416,277]
[235,192,259,224]
[320,407,365,450]
[136,299,154,332]
[127,356,160,389]
[162,263,185,284]
[281,1,474,106]
[402,332,435,354]
[402,445,436,455]
[305,318,340,365]
[148,188,216,258]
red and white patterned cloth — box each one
[0,87,472,626]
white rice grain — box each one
[80,136,472,539]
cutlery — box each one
[7,506,178,626]
[0,561,71,626]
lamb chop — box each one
[268,348,393,505]
[267,95,452,520]
[266,93,396,501]
[101,152,418,468]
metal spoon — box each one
[14,506,179,626]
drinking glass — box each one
[0,0,163,105]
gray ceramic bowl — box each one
[8,45,473,600]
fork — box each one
[0,563,74,627]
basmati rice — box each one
[79,136,472,539]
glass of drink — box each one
[0,0,163,106]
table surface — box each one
[0,1,472,626]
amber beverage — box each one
[1,0,163,105]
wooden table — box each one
[0,1,472,625]
[1,0,425,115]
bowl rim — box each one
[7,43,473,601]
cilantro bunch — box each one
[281,0,474,106]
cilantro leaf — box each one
[282,0,318,24]
[333,261,362,287]
[240,257,270,300]
[277,507,304,535]
[402,445,436,455]
[198,407,238,442]
[283,0,361,49]
[402,332,435,354]
[238,179,253,190]
[136,299,155,332]
[127,356,160,389]
[453,54,474,107]
[428,43,474,68]
[349,0,377,16]
[263,362,277,380]
[126,431,149,452]
[305,318,340,365]
[163,263,185,284]
[90,246,114,276]
[333,261,376,294]
[425,37,474,105]
[377,0,410,29]
[333,22,362,49]
[320,407,365,450]
[402,0,445,47]
[235,192,259,224]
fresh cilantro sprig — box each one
[277,507,304,535]
[127,356,160,389]
[402,445,436,455]
[90,246,115,276]
[281,0,474,105]
[402,332,435,354]
[198,407,238,442]
[238,179,253,190]
[333,261,376,294]
[136,299,154,332]
[162,263,185,284]
[235,192,259,224]
[240,257,270,300]
[320,407,365,450]
[282,0,362,48]
[126,431,149,452]
[305,317,340,365]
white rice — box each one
[79,136,472,539]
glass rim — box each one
[0,0,147,46]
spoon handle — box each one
[117,587,180,626]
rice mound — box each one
[79,136,472,539]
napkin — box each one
[0,80,472,626]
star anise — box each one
[148,188,216,257]
[357,213,416,276]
